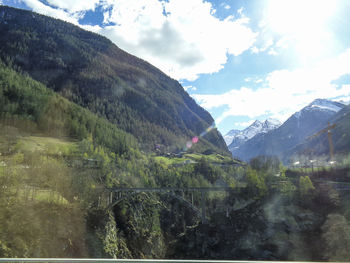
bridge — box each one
[103,187,237,222]
[100,180,350,222]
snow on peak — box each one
[224,118,281,146]
[294,99,345,119]
[252,120,262,126]
[223,129,240,145]
[265,118,281,126]
[308,99,344,112]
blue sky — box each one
[2,0,350,135]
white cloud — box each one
[219,2,230,10]
[236,120,254,128]
[267,48,278,56]
[336,91,350,105]
[250,46,259,54]
[237,7,244,15]
[244,77,263,84]
[193,49,350,123]
[21,0,82,24]
[97,0,257,80]
[183,85,197,92]
[251,37,277,56]
[45,0,99,12]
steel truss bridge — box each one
[98,180,350,222]
[103,187,237,222]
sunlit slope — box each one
[0,60,138,155]
[0,129,91,257]
[0,6,228,154]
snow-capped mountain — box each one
[225,118,281,149]
[294,99,345,119]
[231,99,346,163]
[291,102,350,160]
[223,129,240,145]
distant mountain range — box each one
[224,119,281,149]
[226,99,346,163]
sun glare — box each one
[266,0,334,35]
[265,0,338,62]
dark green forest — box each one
[1,5,350,262]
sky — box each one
[2,0,350,135]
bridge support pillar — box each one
[109,192,113,205]
[201,190,206,223]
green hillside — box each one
[0,60,137,156]
[0,59,241,257]
[0,5,228,154]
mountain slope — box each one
[231,99,345,163]
[0,59,137,155]
[0,6,228,154]
[290,103,350,159]
[226,119,281,150]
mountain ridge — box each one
[224,118,281,150]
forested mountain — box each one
[0,6,228,154]
[231,99,345,163]
[290,103,350,160]
[0,59,138,155]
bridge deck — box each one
[109,187,236,192]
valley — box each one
[1,5,350,262]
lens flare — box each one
[180,123,216,153]
[200,122,216,137]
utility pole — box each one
[327,123,335,161]
[309,122,336,161]
[201,190,206,223]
